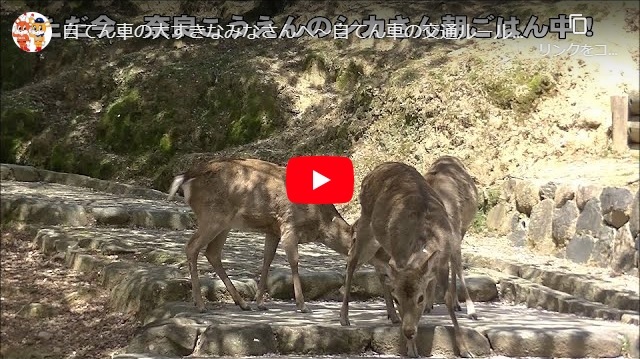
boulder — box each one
[628,190,639,237]
[611,224,637,273]
[8,164,40,182]
[515,180,540,216]
[526,199,555,253]
[576,184,603,211]
[554,183,576,208]
[274,325,371,355]
[509,215,527,247]
[91,206,131,226]
[193,324,277,356]
[600,187,634,229]
[267,270,343,301]
[552,200,579,247]
[566,235,596,264]
[486,201,518,235]
[539,182,558,201]
[575,199,608,239]
[485,326,623,357]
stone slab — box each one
[127,301,636,358]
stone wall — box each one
[486,178,639,275]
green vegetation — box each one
[96,89,148,154]
[471,186,501,233]
[480,64,555,117]
[0,108,43,163]
[0,16,38,92]
[336,61,364,91]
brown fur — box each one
[340,162,471,358]
[170,158,354,313]
[423,155,479,319]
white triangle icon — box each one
[312,170,330,190]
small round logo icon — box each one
[11,12,52,52]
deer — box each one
[167,157,399,317]
[340,161,472,358]
[422,155,479,320]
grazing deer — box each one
[423,155,479,320]
[167,158,398,317]
[340,162,471,358]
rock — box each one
[18,303,55,318]
[274,325,371,355]
[109,266,191,321]
[515,180,540,216]
[539,182,557,200]
[11,201,91,226]
[509,215,527,247]
[576,184,603,211]
[464,275,498,302]
[629,190,639,237]
[36,331,53,341]
[91,206,131,225]
[575,199,608,238]
[486,202,518,235]
[554,183,575,208]
[130,210,194,230]
[267,270,343,301]
[629,120,640,143]
[611,224,637,273]
[575,107,608,129]
[193,324,277,356]
[630,89,640,115]
[371,325,491,357]
[552,200,579,247]
[566,235,596,263]
[591,232,614,267]
[126,317,207,356]
[202,277,257,304]
[600,187,634,229]
[500,178,518,202]
[8,164,40,182]
[526,199,555,254]
[144,249,183,265]
[486,326,623,357]
[0,164,12,180]
[349,270,385,299]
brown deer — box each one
[422,155,479,320]
[340,161,471,358]
[167,157,398,317]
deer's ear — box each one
[418,248,439,273]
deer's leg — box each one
[445,256,473,358]
[340,220,372,326]
[204,229,252,311]
[255,233,280,310]
[456,251,477,320]
[370,253,400,324]
[423,274,437,314]
[281,230,310,313]
[185,228,212,312]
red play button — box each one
[285,156,354,204]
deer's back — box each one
[359,162,450,262]
[184,158,344,238]
[424,156,478,234]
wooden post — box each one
[611,95,629,153]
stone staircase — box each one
[2,163,639,358]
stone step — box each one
[463,252,639,312]
[1,163,173,200]
[1,181,194,230]
[32,227,499,324]
[123,300,639,358]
